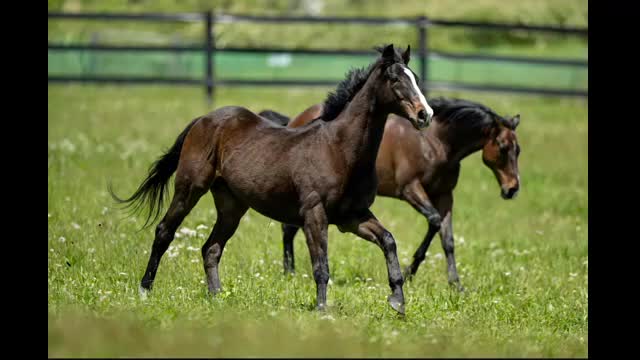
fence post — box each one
[417,16,429,97]
[205,10,214,107]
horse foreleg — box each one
[301,202,330,311]
[401,180,441,280]
[436,194,464,292]
[340,210,405,315]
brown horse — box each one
[260,97,521,291]
[109,44,433,314]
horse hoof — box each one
[449,281,465,293]
[139,286,150,300]
[387,295,405,315]
[403,268,414,282]
[316,303,327,312]
[208,287,222,297]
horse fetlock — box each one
[403,266,414,281]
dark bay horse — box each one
[260,97,521,291]
[109,44,433,314]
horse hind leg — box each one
[201,180,248,295]
[139,169,211,296]
[282,223,300,275]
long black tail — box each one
[108,117,200,229]
[258,109,291,126]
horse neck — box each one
[429,120,488,165]
[330,71,390,170]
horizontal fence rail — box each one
[48,11,588,103]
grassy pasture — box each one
[48,84,587,357]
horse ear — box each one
[402,45,411,65]
[511,114,520,129]
[382,44,395,59]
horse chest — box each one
[423,165,460,195]
[342,176,377,209]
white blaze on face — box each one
[402,67,434,119]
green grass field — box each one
[48,84,587,357]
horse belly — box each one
[220,159,303,226]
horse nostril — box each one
[418,109,427,121]
[501,186,518,199]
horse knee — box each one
[427,213,442,229]
[202,242,223,260]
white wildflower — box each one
[58,236,66,243]
[71,222,81,230]
[179,227,197,237]
[60,138,76,152]
[320,314,335,321]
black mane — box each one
[428,97,505,131]
[320,45,404,121]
